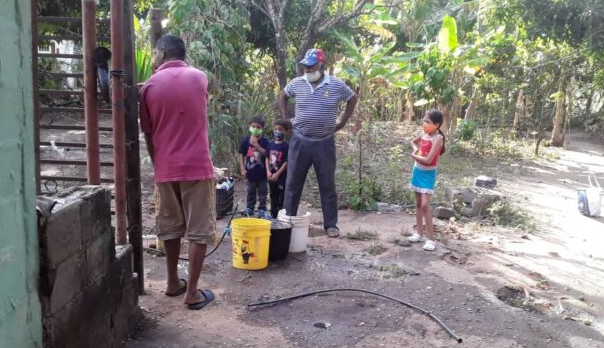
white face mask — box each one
[305,70,322,82]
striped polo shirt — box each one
[284,74,355,141]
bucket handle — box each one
[279,210,294,224]
[588,174,601,188]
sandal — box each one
[164,279,187,297]
[187,289,215,310]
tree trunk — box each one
[585,89,594,121]
[502,86,509,122]
[524,93,534,119]
[513,89,524,130]
[402,92,415,122]
[274,28,288,88]
[328,53,342,76]
[507,89,517,125]
[438,102,452,136]
[464,88,479,121]
[550,72,567,146]
[449,96,461,138]
[564,81,574,146]
[397,92,404,121]
[252,0,290,87]
[535,132,544,156]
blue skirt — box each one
[409,166,437,194]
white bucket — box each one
[277,209,311,253]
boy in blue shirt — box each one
[239,116,270,217]
[265,119,291,218]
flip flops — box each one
[164,279,187,297]
[187,289,215,310]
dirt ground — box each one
[121,131,604,348]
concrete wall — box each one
[38,186,140,348]
[0,0,44,347]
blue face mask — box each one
[274,130,285,141]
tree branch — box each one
[304,0,330,37]
[265,0,280,28]
[251,0,291,30]
[278,0,290,22]
[250,0,271,19]
[316,0,373,33]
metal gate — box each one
[32,0,143,292]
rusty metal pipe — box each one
[111,0,127,245]
[83,0,101,184]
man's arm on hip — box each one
[278,90,290,120]
[335,94,358,131]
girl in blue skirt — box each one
[408,110,445,251]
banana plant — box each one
[133,15,152,83]
[409,14,490,135]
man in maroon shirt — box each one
[140,35,215,310]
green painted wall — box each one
[0,0,43,347]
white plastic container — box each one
[277,209,311,253]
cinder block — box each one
[108,246,139,346]
[80,185,112,244]
[81,276,116,348]
[40,200,83,269]
[43,242,140,348]
[110,245,135,307]
[47,274,114,348]
[112,245,134,287]
[42,251,85,316]
[43,295,85,348]
[86,232,116,285]
[108,246,134,301]
[112,276,141,343]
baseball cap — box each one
[299,48,327,67]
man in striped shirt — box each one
[278,48,358,237]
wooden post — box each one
[83,0,101,184]
[111,0,128,245]
[149,9,163,49]
[123,0,144,294]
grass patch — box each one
[389,238,411,247]
[346,228,378,241]
[486,200,537,232]
[374,264,417,279]
[364,243,387,255]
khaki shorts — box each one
[155,179,217,244]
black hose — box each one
[178,203,239,261]
[247,288,462,344]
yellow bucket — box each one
[231,218,271,270]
